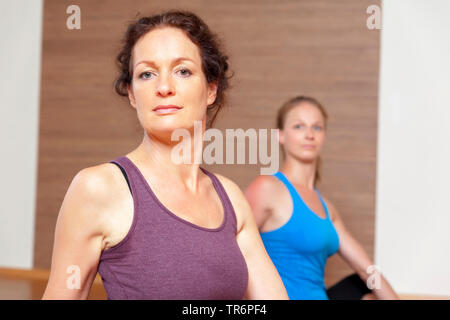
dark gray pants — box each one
[326,273,373,300]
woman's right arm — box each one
[42,166,112,299]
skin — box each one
[42,26,288,300]
[245,102,399,300]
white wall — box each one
[0,0,43,269]
[376,0,450,296]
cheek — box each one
[181,83,209,111]
[315,133,326,147]
[133,83,154,106]
[292,131,304,142]
[193,80,209,101]
[284,131,301,147]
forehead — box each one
[285,102,325,124]
[132,26,201,68]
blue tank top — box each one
[260,171,340,300]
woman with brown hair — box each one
[42,10,288,300]
[245,96,399,300]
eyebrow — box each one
[293,120,324,125]
[134,57,195,70]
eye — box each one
[139,71,154,80]
[313,125,323,131]
[176,68,192,77]
[294,124,303,129]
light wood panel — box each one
[35,0,381,292]
[2,268,448,300]
[0,268,106,300]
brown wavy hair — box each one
[114,10,232,128]
[276,96,328,187]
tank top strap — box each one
[314,189,330,220]
[274,171,331,219]
[273,171,303,204]
[108,156,149,207]
[199,167,238,234]
[110,156,136,193]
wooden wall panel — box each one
[35,0,380,290]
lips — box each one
[301,145,315,149]
[153,104,182,111]
[152,104,183,115]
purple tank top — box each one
[97,156,249,299]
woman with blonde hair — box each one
[245,96,398,300]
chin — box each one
[159,119,203,135]
[294,152,318,163]
[143,121,180,134]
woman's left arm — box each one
[215,173,289,300]
[324,198,399,300]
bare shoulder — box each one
[244,174,281,203]
[62,162,131,244]
[212,172,246,207]
[70,162,125,206]
[212,172,240,194]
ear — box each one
[206,81,218,107]
[127,83,136,109]
[278,128,285,146]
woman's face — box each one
[127,26,217,136]
[279,102,326,162]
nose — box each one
[305,127,315,140]
[156,73,175,97]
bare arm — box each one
[244,176,276,229]
[216,174,289,300]
[42,167,111,299]
[324,198,399,300]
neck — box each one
[130,119,205,193]
[280,156,317,190]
